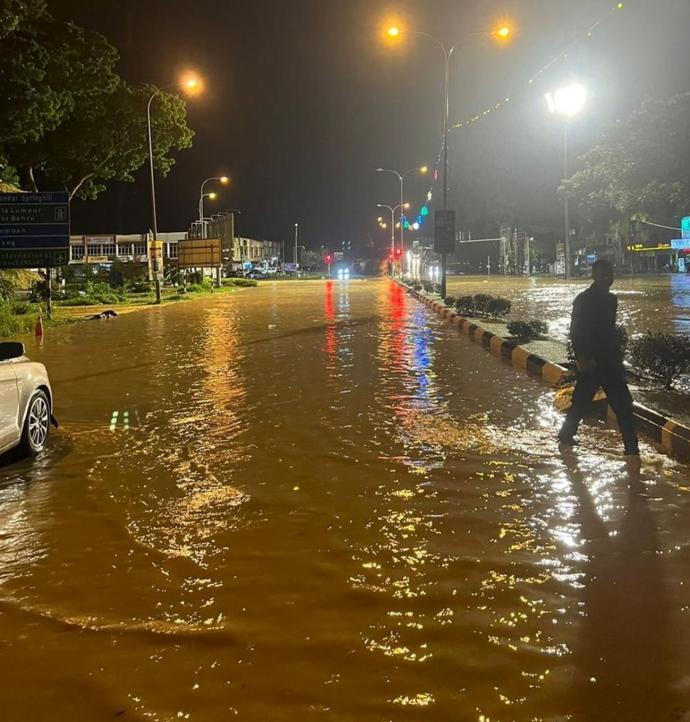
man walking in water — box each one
[558,259,639,456]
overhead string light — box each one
[406,1,625,231]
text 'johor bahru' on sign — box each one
[0,191,70,268]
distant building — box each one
[189,214,281,271]
[69,232,185,266]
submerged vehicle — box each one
[0,342,55,456]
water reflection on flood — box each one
[0,279,689,721]
[447,273,690,340]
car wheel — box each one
[19,390,50,455]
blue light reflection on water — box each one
[670,273,690,334]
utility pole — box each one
[294,222,299,265]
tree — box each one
[565,94,690,237]
[0,4,193,197]
[0,7,119,153]
[0,0,46,39]
[11,82,194,200]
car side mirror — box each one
[0,342,25,361]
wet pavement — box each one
[1,279,689,721]
[446,273,690,342]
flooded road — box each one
[446,273,690,342]
[1,279,690,722]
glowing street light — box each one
[147,71,203,302]
[378,201,411,274]
[383,23,516,297]
[199,175,230,238]
[545,83,588,278]
[376,166,427,261]
[545,83,587,118]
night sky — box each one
[52,0,690,254]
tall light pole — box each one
[385,24,512,297]
[377,202,409,274]
[147,74,200,302]
[376,166,428,261]
[294,222,299,265]
[197,192,217,238]
[545,83,587,279]
[198,176,229,238]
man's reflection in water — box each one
[561,453,681,721]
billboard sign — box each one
[0,191,70,268]
[177,238,222,268]
[434,210,455,254]
[682,215,690,239]
[671,238,690,250]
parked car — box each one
[0,342,55,456]
[245,269,268,280]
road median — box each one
[398,279,690,462]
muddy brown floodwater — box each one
[446,273,690,342]
[1,279,689,722]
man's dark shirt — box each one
[570,284,619,362]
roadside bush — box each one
[507,319,549,342]
[455,294,511,319]
[128,281,153,294]
[222,277,258,288]
[186,283,205,293]
[0,270,37,301]
[629,332,690,389]
[28,279,50,303]
[472,294,494,315]
[10,301,32,316]
[56,296,101,306]
[444,295,456,308]
[84,281,127,304]
[486,296,511,319]
[455,295,476,316]
[411,282,422,292]
[421,280,439,294]
[0,301,35,338]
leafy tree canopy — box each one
[565,93,690,232]
[0,3,194,200]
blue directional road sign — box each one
[0,192,70,268]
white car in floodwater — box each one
[0,342,54,456]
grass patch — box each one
[0,302,37,337]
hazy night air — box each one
[52,0,689,254]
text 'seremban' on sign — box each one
[0,192,70,268]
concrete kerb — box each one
[400,282,568,387]
[398,281,690,463]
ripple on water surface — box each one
[0,280,689,721]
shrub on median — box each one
[507,319,549,342]
[221,277,258,288]
[455,295,476,316]
[629,332,690,389]
[455,293,511,319]
[444,295,456,308]
[421,280,439,294]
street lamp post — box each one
[147,75,200,303]
[198,176,229,239]
[545,83,587,279]
[294,222,299,265]
[377,202,409,275]
[376,166,427,263]
[197,192,217,239]
[385,24,512,297]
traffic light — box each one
[325,254,332,264]
[394,248,402,258]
